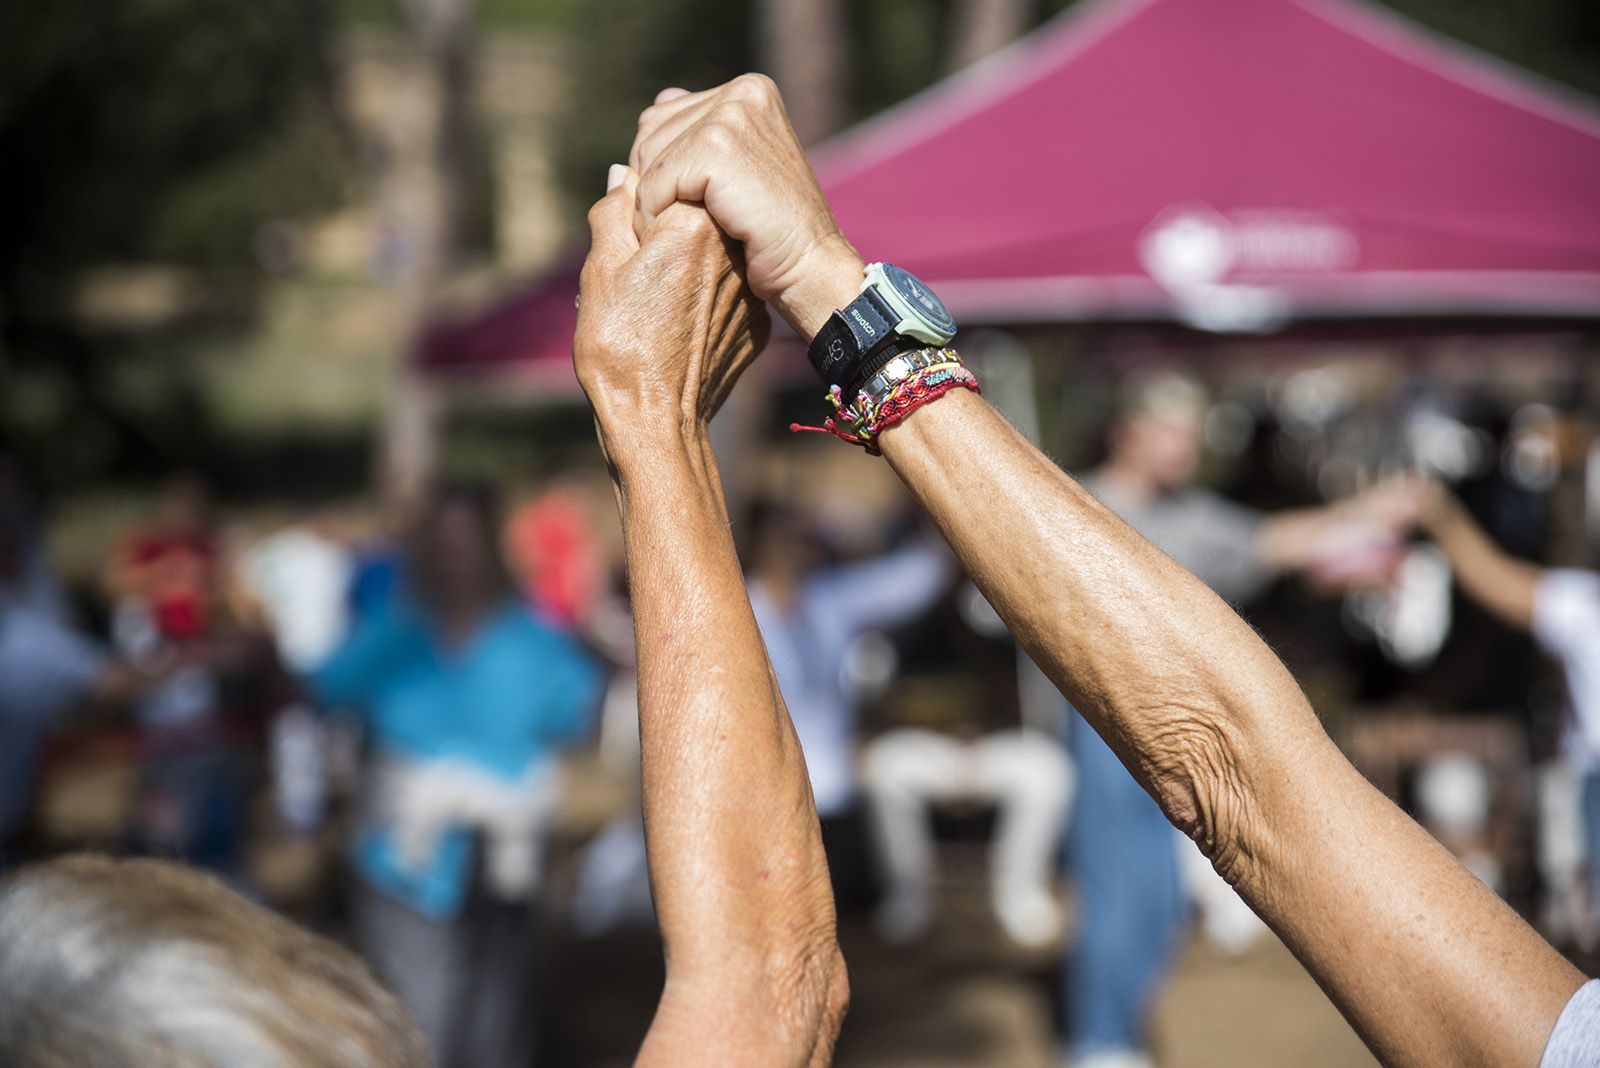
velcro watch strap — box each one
[807,287,901,388]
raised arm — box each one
[1419,482,1544,632]
[573,168,846,1067]
[876,392,1578,1066]
[630,77,1584,1067]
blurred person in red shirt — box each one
[504,486,605,629]
[103,474,257,872]
[106,473,220,647]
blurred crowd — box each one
[0,364,1594,1067]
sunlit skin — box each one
[574,176,843,1068]
[598,72,1585,1066]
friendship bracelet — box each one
[790,348,979,455]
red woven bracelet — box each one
[791,363,980,456]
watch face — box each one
[882,264,956,337]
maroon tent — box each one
[419,0,1600,380]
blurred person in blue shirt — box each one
[0,484,107,868]
[312,483,601,1068]
[0,468,169,869]
[742,497,955,910]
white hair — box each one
[0,855,429,1067]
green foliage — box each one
[0,0,352,280]
[1382,0,1600,98]
[848,0,951,121]
[0,0,356,487]
[551,0,754,214]
[339,0,584,30]
[477,0,587,29]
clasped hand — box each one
[573,165,769,454]
[575,75,868,449]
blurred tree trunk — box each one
[378,0,477,506]
[722,0,846,510]
[757,0,845,145]
[948,0,1030,72]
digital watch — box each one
[806,263,957,398]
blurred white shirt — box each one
[243,527,352,674]
[1533,569,1600,771]
[749,538,951,818]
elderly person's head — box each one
[1106,371,1209,492]
[0,855,428,1068]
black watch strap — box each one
[807,287,901,387]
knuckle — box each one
[636,104,665,136]
[698,119,737,153]
[731,71,777,105]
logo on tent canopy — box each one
[1139,205,1357,333]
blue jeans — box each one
[1583,771,1600,905]
[1064,712,1186,1058]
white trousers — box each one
[861,728,1072,908]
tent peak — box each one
[1294,0,1600,141]
[811,0,1158,187]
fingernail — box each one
[607,164,626,192]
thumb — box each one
[584,164,642,278]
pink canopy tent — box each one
[418,0,1600,380]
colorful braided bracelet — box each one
[791,349,980,456]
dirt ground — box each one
[539,845,1378,1068]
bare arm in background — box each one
[574,169,846,1067]
[1419,483,1543,631]
[629,75,1584,1067]
[1256,486,1414,575]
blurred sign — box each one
[1139,204,1358,332]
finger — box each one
[655,87,690,105]
[633,145,712,240]
[630,92,715,171]
[583,165,642,283]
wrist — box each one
[771,234,865,341]
[599,418,717,490]
[875,383,986,457]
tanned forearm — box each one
[876,389,1579,1067]
[608,429,846,1068]
[1426,494,1543,632]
